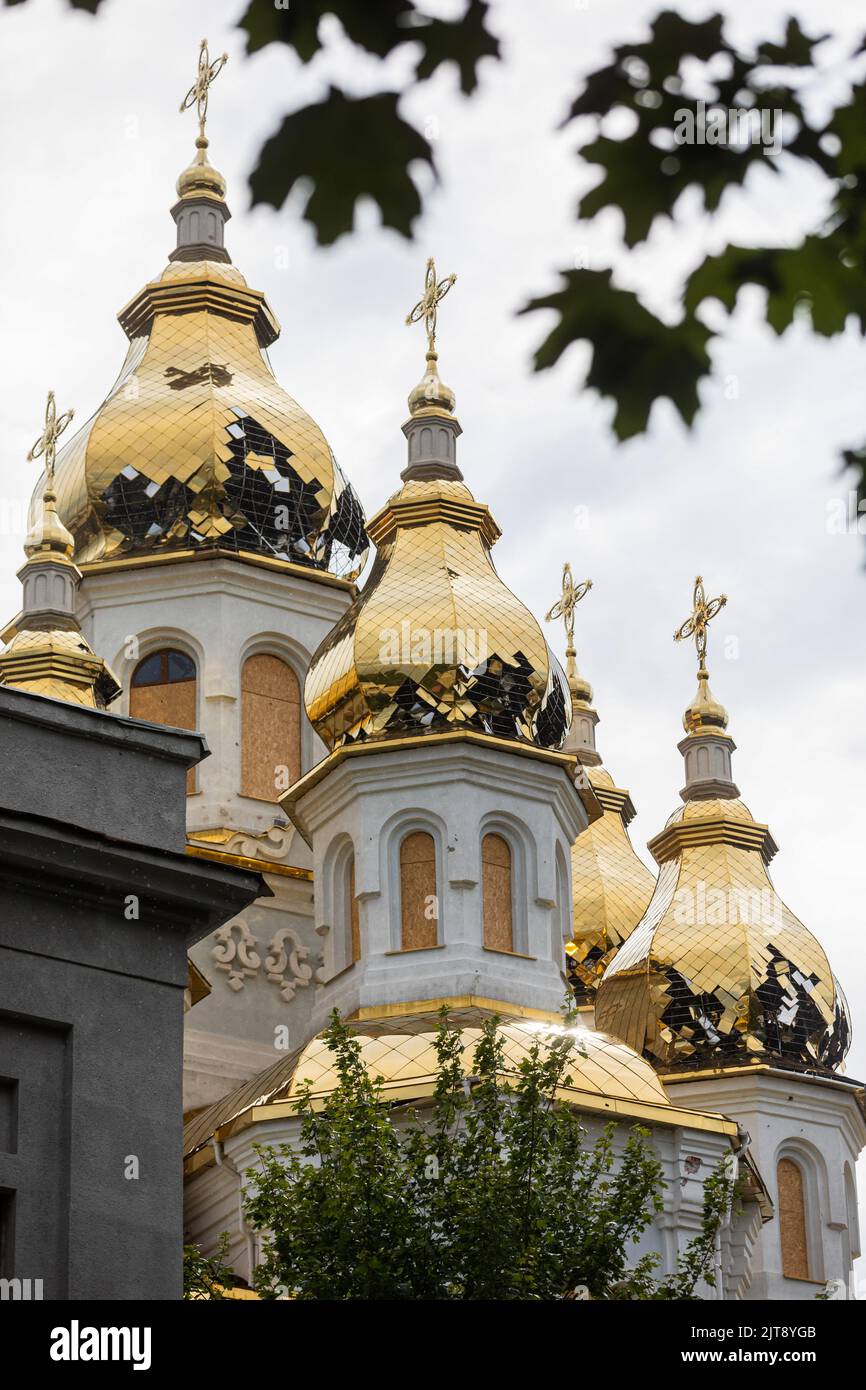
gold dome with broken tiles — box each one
[595,580,850,1075]
[304,260,571,752]
[29,58,367,582]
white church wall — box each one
[293,738,589,1032]
[665,1070,866,1299]
[76,556,355,1109]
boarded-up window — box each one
[482,833,513,952]
[399,832,438,950]
[241,654,300,802]
[778,1158,809,1279]
[348,856,361,964]
[130,649,197,793]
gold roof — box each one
[595,793,851,1074]
[0,624,121,709]
[2,394,121,710]
[567,766,656,1003]
[30,130,367,579]
[287,1024,672,1104]
[302,264,569,752]
[595,575,850,1074]
[544,567,656,1003]
[183,1021,682,1161]
[304,475,570,750]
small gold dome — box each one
[567,660,593,708]
[24,488,74,559]
[407,349,456,417]
[304,474,570,751]
[176,135,227,201]
[683,667,729,734]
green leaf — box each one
[567,12,729,120]
[413,0,500,95]
[685,235,866,337]
[520,268,712,438]
[238,0,413,63]
[577,119,774,247]
[249,88,434,245]
[756,18,830,67]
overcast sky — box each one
[2,0,866,1263]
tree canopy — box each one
[236,1012,733,1301]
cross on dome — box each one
[27,390,74,490]
[179,38,228,140]
[405,257,457,355]
[674,574,726,674]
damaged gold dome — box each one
[305,259,570,752]
[595,579,850,1075]
[29,52,367,582]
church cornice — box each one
[648,812,778,867]
[118,273,280,349]
[80,546,358,594]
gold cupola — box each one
[595,578,850,1075]
[303,260,571,753]
[28,40,367,582]
[0,394,121,710]
[545,567,656,1006]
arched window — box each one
[482,832,513,952]
[130,648,197,793]
[240,654,301,802]
[778,1157,810,1280]
[347,855,361,964]
[399,831,438,951]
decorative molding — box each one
[264,927,314,1001]
[186,839,313,881]
[236,823,297,863]
[211,919,261,991]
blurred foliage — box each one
[6,0,866,522]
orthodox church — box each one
[4,44,864,1300]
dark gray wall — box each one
[0,688,262,1300]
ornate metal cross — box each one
[180,38,228,139]
[674,575,727,669]
[27,391,74,487]
[545,562,592,653]
[406,257,457,354]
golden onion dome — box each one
[595,608,851,1076]
[683,667,729,734]
[29,134,367,581]
[176,134,227,200]
[407,348,456,416]
[24,486,75,559]
[567,765,656,1005]
[305,474,570,751]
[2,395,121,711]
[543,568,656,1006]
[304,268,569,750]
